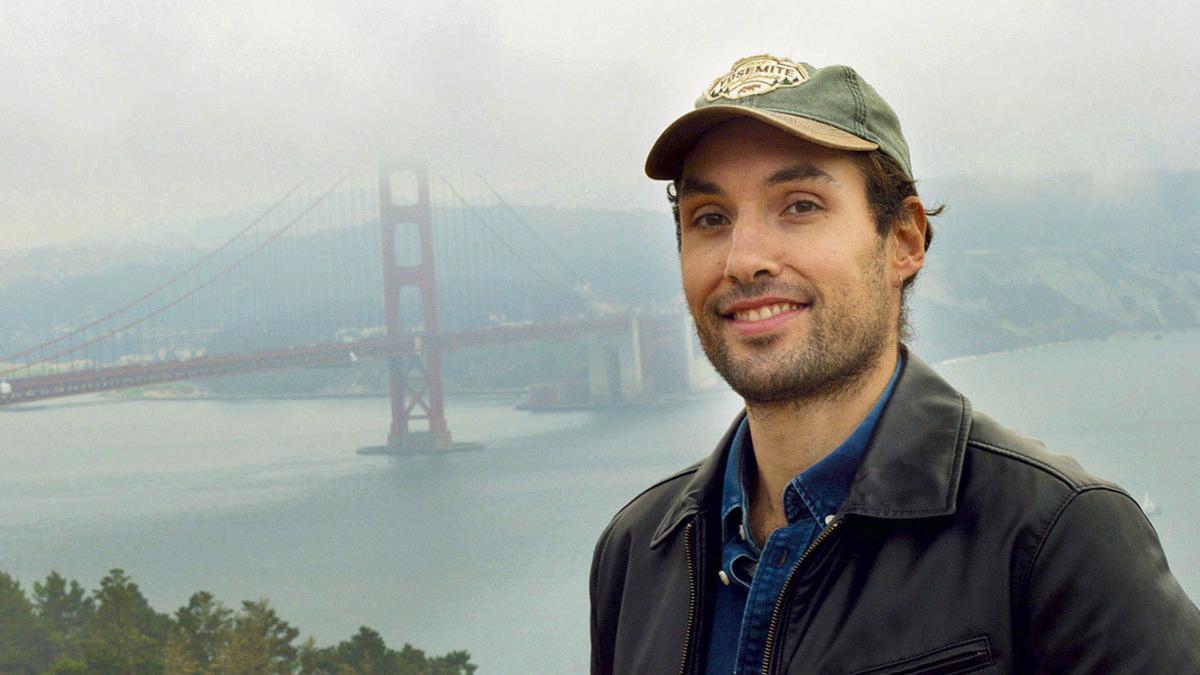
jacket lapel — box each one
[842,352,972,519]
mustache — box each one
[704,280,816,315]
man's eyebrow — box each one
[765,162,837,186]
[676,177,723,200]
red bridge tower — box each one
[376,161,452,453]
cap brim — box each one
[644,106,879,180]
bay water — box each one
[1,329,1196,672]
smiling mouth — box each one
[727,301,806,323]
[716,300,812,337]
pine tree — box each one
[217,599,300,674]
[333,626,391,673]
[33,570,95,663]
[82,569,169,674]
[0,572,54,674]
[167,590,233,672]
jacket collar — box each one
[840,350,971,519]
[650,349,972,549]
[649,410,739,549]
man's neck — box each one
[745,344,900,540]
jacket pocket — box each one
[847,636,993,675]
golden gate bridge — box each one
[0,162,701,453]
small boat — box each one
[1140,490,1162,516]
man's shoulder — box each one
[600,460,703,541]
[963,408,1125,498]
[593,413,738,572]
[960,410,1200,671]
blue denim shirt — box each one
[705,357,902,674]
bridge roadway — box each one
[0,313,675,406]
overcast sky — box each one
[2,0,1198,250]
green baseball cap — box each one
[645,55,912,181]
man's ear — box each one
[891,196,928,287]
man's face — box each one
[676,119,898,405]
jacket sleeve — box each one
[1024,486,1200,673]
[590,521,624,675]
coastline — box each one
[931,326,1188,367]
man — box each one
[589,55,1200,674]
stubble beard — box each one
[692,253,892,407]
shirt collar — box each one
[719,416,751,539]
[720,355,904,544]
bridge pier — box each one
[581,311,710,406]
[586,312,646,404]
[384,351,453,453]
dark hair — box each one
[667,149,943,341]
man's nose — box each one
[723,218,783,284]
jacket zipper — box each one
[760,519,842,675]
[678,520,697,675]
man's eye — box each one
[784,200,820,216]
[690,212,728,229]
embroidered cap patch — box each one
[704,55,810,102]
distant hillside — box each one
[908,169,1200,360]
[910,247,1200,360]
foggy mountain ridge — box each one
[904,168,1200,359]
[911,247,1200,361]
[2,169,1198,364]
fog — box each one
[2,0,1198,250]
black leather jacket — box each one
[590,353,1200,674]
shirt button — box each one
[824,514,835,525]
[738,524,748,541]
[718,570,731,586]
